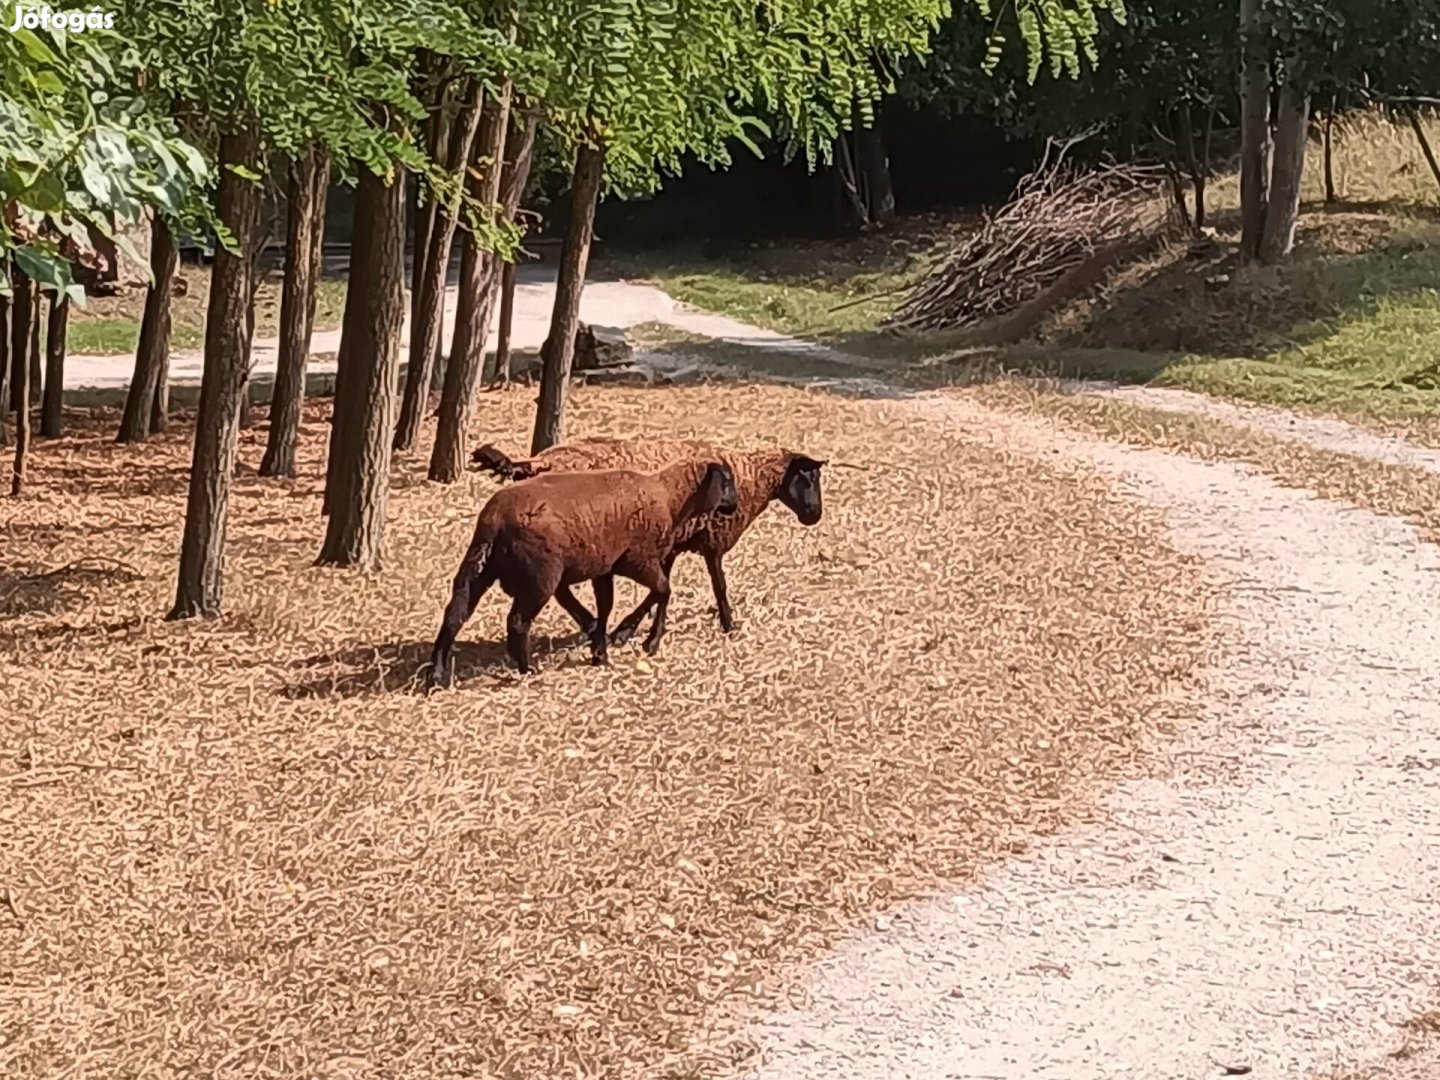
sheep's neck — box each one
[667,462,712,526]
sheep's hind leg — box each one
[505,593,548,675]
[704,552,735,632]
[553,585,597,636]
[611,552,676,646]
[589,575,614,665]
[428,564,495,689]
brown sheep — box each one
[427,458,739,688]
[470,437,825,643]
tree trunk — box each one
[1259,79,1310,263]
[41,295,67,437]
[854,120,895,226]
[151,356,169,433]
[260,146,329,477]
[1238,0,1272,262]
[1407,107,1440,196]
[427,90,516,482]
[317,166,406,569]
[0,286,9,447]
[168,129,264,620]
[10,270,35,494]
[493,258,518,385]
[481,110,539,391]
[531,140,605,455]
[395,80,486,453]
[118,216,179,442]
[1323,96,1338,204]
[27,307,40,406]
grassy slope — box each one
[603,112,1440,431]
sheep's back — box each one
[478,470,676,579]
[529,438,714,477]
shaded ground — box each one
[0,380,1205,1077]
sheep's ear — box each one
[788,453,826,472]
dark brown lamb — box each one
[470,437,825,643]
[427,458,739,688]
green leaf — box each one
[13,245,73,293]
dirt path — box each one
[634,323,1440,1076]
[62,268,679,390]
[1072,381,1440,476]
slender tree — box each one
[395,80,486,453]
[531,139,604,452]
[41,294,67,437]
[428,92,531,481]
[9,270,36,495]
[118,216,180,442]
[260,145,329,477]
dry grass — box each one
[0,381,1207,1078]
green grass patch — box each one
[64,273,350,355]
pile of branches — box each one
[888,148,1175,332]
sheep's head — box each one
[697,462,740,517]
[778,453,825,526]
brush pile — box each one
[888,156,1174,332]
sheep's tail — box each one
[471,443,535,481]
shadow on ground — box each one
[279,631,597,699]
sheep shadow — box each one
[279,631,596,700]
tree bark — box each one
[395,80,486,453]
[854,120,896,226]
[27,305,40,406]
[168,128,264,620]
[151,354,169,433]
[1323,96,1338,204]
[1407,107,1440,196]
[427,90,516,482]
[1259,79,1310,263]
[317,166,406,569]
[260,146,329,477]
[9,272,32,413]
[41,295,67,437]
[0,285,9,447]
[10,269,35,494]
[1238,0,1272,262]
[531,140,605,455]
[117,215,179,442]
[493,258,518,385]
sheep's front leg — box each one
[703,552,734,632]
[611,552,676,646]
[589,575,614,666]
[553,584,597,636]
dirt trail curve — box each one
[643,325,1440,1076]
[734,390,1440,1079]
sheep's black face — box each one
[779,454,824,526]
[700,463,740,516]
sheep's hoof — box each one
[591,653,609,667]
[642,638,663,656]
